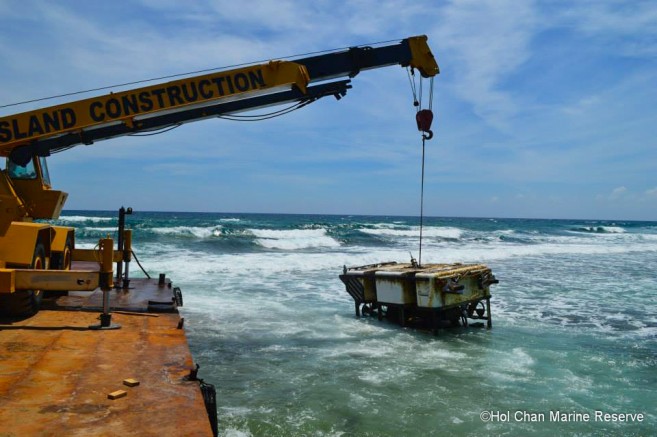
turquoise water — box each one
[57,211,657,436]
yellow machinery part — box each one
[0,194,25,235]
[10,178,67,219]
[407,35,440,78]
[0,234,47,315]
[0,156,67,223]
[50,226,74,270]
[0,222,51,267]
[0,269,15,293]
[12,269,99,292]
[0,169,28,235]
[0,237,113,294]
[0,61,310,154]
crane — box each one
[0,35,438,317]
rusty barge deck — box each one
[0,272,214,436]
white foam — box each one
[220,406,252,417]
[250,228,341,250]
[348,392,373,410]
[562,369,593,394]
[418,236,657,264]
[222,430,253,437]
[600,226,626,233]
[130,237,657,301]
[489,347,535,382]
[360,226,463,239]
[151,226,222,238]
[362,222,398,229]
[571,225,626,234]
[83,227,117,233]
[74,242,99,249]
[98,228,657,296]
[58,215,113,223]
[414,347,469,364]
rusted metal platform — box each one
[0,276,213,436]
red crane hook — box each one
[416,109,434,140]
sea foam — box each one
[250,228,341,250]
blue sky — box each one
[0,0,655,220]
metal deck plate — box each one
[0,278,212,436]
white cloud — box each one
[561,95,603,116]
[433,0,538,130]
[609,186,627,200]
[558,0,657,57]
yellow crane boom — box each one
[0,35,438,317]
[0,61,310,161]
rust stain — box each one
[40,403,109,414]
[0,278,213,436]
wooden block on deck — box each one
[108,390,127,400]
[123,378,140,387]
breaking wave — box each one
[360,226,463,240]
[151,226,223,238]
[571,226,626,234]
[56,215,114,223]
[249,228,341,250]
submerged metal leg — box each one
[431,309,438,336]
[486,298,492,329]
[355,301,361,317]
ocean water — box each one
[55,211,656,436]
